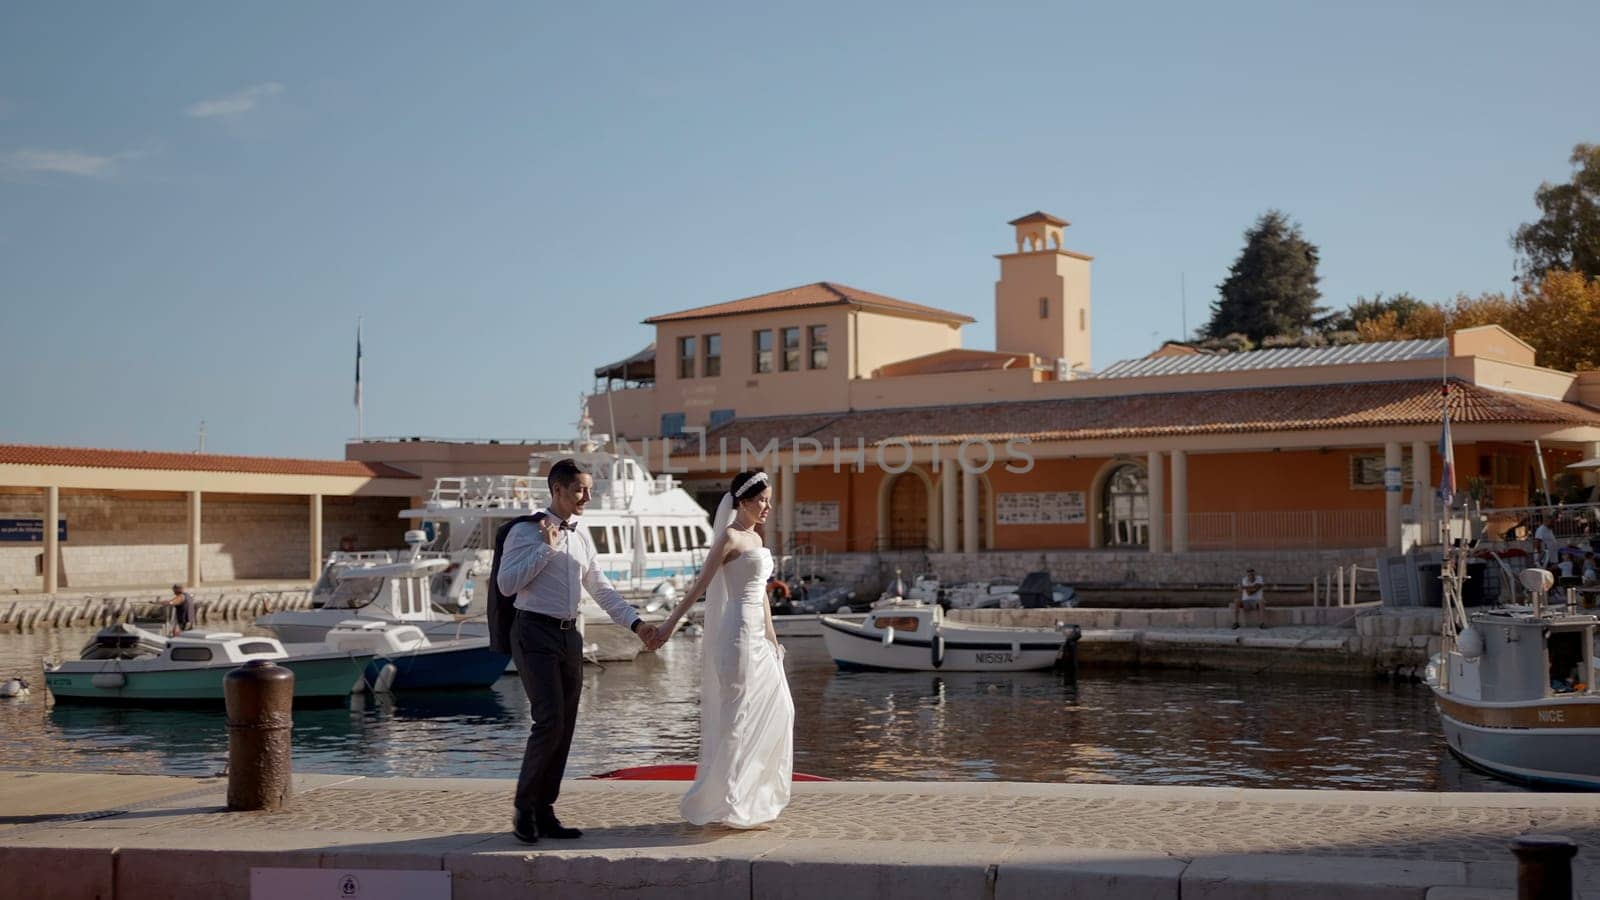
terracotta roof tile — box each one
[0,444,418,479]
[644,282,975,325]
[1007,211,1070,227]
[875,349,1034,377]
[677,380,1600,452]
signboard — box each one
[996,491,1087,525]
[0,518,67,542]
[794,501,839,532]
[251,868,449,900]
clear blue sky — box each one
[3,2,1596,459]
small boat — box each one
[79,622,169,660]
[0,675,29,699]
[1428,565,1600,788]
[585,764,831,782]
[321,620,509,690]
[42,628,380,705]
[821,600,1079,672]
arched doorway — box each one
[887,473,930,550]
[1102,463,1149,547]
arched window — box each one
[1103,463,1149,547]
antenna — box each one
[197,419,207,453]
[1180,273,1188,339]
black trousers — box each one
[512,611,584,815]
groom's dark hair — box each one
[547,458,585,493]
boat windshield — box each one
[314,572,386,610]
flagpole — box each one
[355,316,364,441]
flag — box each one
[1439,383,1455,507]
[354,320,363,409]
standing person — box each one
[1232,567,1266,629]
[495,459,659,844]
[655,471,794,828]
[1535,517,1558,569]
[165,584,194,635]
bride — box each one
[656,470,794,827]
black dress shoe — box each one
[535,811,582,839]
[512,810,539,844]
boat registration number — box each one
[45,677,72,688]
[975,652,1015,664]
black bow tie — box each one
[559,521,576,532]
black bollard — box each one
[224,659,295,811]
[1512,834,1578,900]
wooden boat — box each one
[821,599,1079,672]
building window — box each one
[703,333,721,376]
[1039,297,1049,319]
[710,408,735,428]
[808,325,828,369]
[753,330,773,374]
[1349,454,1414,489]
[677,336,695,379]
[781,327,801,371]
[661,412,686,437]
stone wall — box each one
[0,491,407,592]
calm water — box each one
[0,625,1520,791]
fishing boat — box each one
[321,620,509,690]
[1427,564,1600,788]
[820,599,1080,672]
[42,628,380,705]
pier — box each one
[3,769,1597,899]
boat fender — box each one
[882,626,895,647]
[1457,627,1484,661]
[931,632,946,669]
[371,663,398,694]
[90,672,126,689]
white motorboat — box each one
[821,600,1079,672]
[886,571,1075,610]
[1428,565,1600,788]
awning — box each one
[594,343,655,382]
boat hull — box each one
[1433,690,1600,789]
[44,654,373,705]
[821,617,1066,672]
[364,642,511,690]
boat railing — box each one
[429,476,550,509]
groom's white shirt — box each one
[497,507,641,630]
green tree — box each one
[1321,292,1428,333]
[1204,210,1325,342]
[1513,143,1600,282]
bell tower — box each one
[995,211,1093,376]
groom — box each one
[495,458,660,843]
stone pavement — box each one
[4,770,1600,899]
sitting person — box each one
[1232,567,1267,630]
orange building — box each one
[589,213,1600,560]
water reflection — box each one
[0,625,1533,790]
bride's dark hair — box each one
[730,470,769,502]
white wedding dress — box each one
[680,547,795,827]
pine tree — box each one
[1513,143,1600,282]
[1204,210,1325,343]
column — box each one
[962,470,979,555]
[1147,451,1166,554]
[941,455,958,553]
[1411,441,1432,539]
[43,486,59,594]
[780,460,797,555]
[1171,450,1188,554]
[187,490,203,587]
[1384,442,1403,552]
[308,493,323,580]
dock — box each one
[4,769,1599,899]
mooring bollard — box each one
[224,659,294,811]
[1512,834,1578,900]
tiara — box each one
[733,471,769,499]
